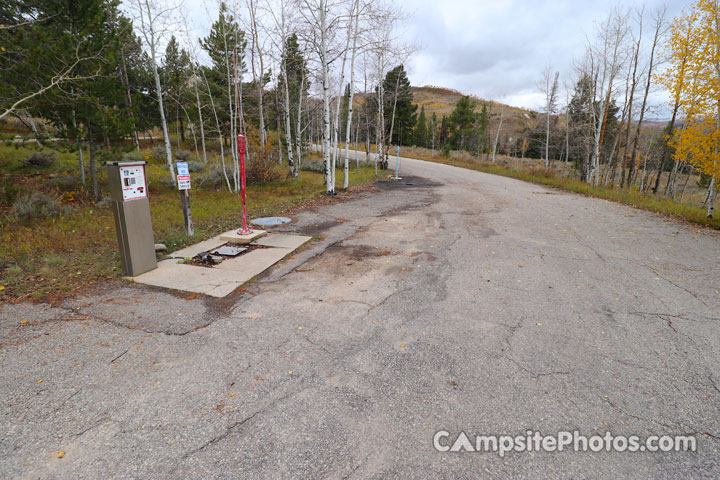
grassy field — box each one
[0,141,378,302]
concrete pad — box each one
[219,229,267,244]
[255,233,312,249]
[172,234,225,258]
[128,233,310,297]
[128,260,246,297]
[214,247,292,273]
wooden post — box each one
[180,189,194,236]
[176,162,194,236]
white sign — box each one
[176,162,191,190]
[177,175,191,190]
[120,165,147,200]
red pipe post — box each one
[237,133,252,235]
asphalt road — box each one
[1,157,718,478]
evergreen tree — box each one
[200,3,246,140]
[414,106,427,147]
[162,35,191,143]
[382,65,416,146]
[448,95,476,151]
[279,33,309,144]
[476,103,489,155]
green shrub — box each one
[246,146,281,184]
[122,151,144,162]
[0,183,21,204]
[44,175,79,191]
[151,146,166,162]
[153,174,177,190]
[22,151,56,168]
[96,195,113,209]
[12,191,70,222]
[174,149,191,162]
[300,159,325,173]
[186,160,205,173]
[197,164,231,189]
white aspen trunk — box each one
[188,122,200,162]
[331,1,356,189]
[545,110,550,168]
[202,69,232,191]
[344,24,359,186]
[320,0,333,193]
[295,70,305,176]
[492,107,504,162]
[709,175,717,218]
[282,62,295,173]
[193,71,207,164]
[564,105,570,176]
[142,0,175,184]
[70,89,86,185]
[376,83,384,173]
[249,0,267,146]
[221,16,237,191]
[277,2,295,176]
[386,73,400,167]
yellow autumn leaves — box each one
[657,0,720,179]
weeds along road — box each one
[1,156,719,478]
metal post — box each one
[237,133,252,235]
[393,122,401,180]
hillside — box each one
[412,85,535,119]
[411,85,543,150]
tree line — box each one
[0,0,413,198]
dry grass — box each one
[0,143,378,302]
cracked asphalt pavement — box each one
[1,158,719,478]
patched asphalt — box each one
[1,157,718,478]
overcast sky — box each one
[175,0,692,116]
[397,0,691,114]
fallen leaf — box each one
[36,379,43,384]
[288,371,293,375]
[400,344,406,347]
[230,393,236,397]
[20,320,28,324]
[536,323,543,326]
[0,286,5,291]
[297,326,303,330]
[57,451,65,458]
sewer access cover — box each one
[251,216,292,227]
[210,245,247,256]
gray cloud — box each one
[400,0,691,111]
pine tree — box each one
[382,65,417,146]
[163,35,191,144]
[414,106,427,148]
[448,96,476,151]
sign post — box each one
[237,133,252,235]
[176,162,194,236]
